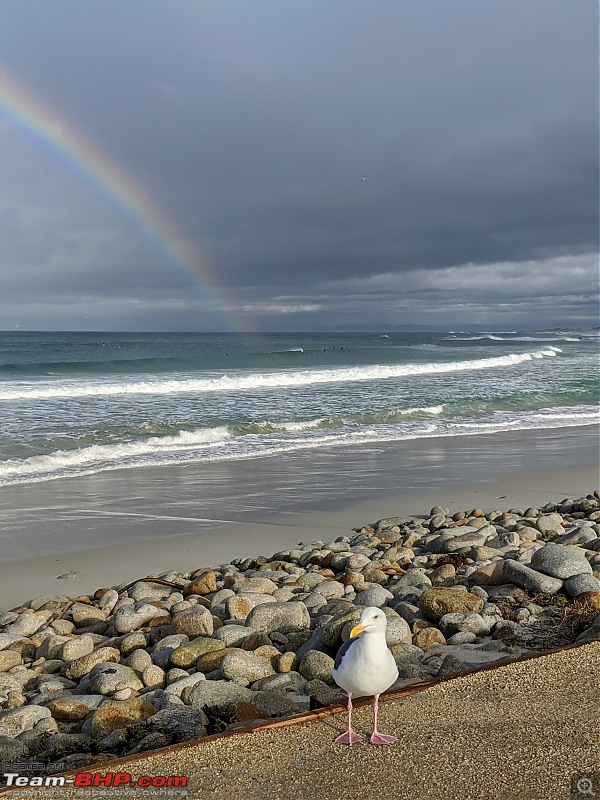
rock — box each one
[113,603,164,634]
[130,581,172,602]
[3,610,51,638]
[535,513,565,536]
[446,631,478,645]
[312,581,345,600]
[430,564,456,584]
[554,527,598,546]
[298,650,335,683]
[438,613,490,637]
[125,648,153,673]
[277,652,296,673]
[170,638,225,669]
[70,603,108,626]
[36,634,72,661]
[48,696,104,721]
[384,616,413,645]
[183,570,217,597]
[307,679,346,706]
[435,532,490,553]
[196,647,243,673]
[576,615,600,643]
[0,735,27,766]
[0,651,21,672]
[225,593,276,621]
[98,589,119,614]
[120,631,148,656]
[60,634,95,662]
[437,655,468,678]
[234,577,279,594]
[396,570,432,589]
[142,665,166,690]
[89,663,144,695]
[151,634,190,668]
[65,647,121,680]
[221,651,276,686]
[252,691,301,717]
[245,602,310,634]
[412,627,446,650]
[172,606,214,637]
[502,560,563,594]
[0,705,51,737]
[468,562,506,586]
[530,543,592,580]
[564,574,600,598]
[163,673,206,699]
[186,680,254,710]
[90,697,155,738]
[353,586,393,607]
[148,708,208,742]
[419,588,484,622]
[320,608,362,649]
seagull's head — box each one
[350,606,387,637]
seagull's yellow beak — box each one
[350,622,367,638]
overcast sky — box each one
[1,0,598,331]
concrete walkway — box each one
[2,642,599,800]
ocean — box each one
[0,329,598,489]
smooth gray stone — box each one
[564,573,600,598]
[530,543,592,580]
[502,559,563,593]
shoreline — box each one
[1,460,597,611]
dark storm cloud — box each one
[0,0,597,330]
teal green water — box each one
[0,330,597,486]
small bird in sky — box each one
[361,176,367,181]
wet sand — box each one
[0,458,597,611]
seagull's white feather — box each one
[331,607,398,698]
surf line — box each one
[0,69,248,334]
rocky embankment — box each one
[0,492,599,777]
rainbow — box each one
[0,70,243,331]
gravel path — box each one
[2,641,598,800]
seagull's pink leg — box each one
[334,696,363,745]
[369,695,398,745]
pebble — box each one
[0,491,598,772]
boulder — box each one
[419,588,484,622]
[186,680,254,710]
[438,613,490,637]
[220,651,276,686]
[90,697,155,738]
[172,606,213,637]
[502,560,563,594]
[530,544,592,580]
[564,573,600,598]
[245,602,310,634]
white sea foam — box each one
[0,349,560,402]
[0,426,231,480]
[0,405,596,488]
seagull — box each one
[331,606,399,745]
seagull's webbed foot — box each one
[334,730,364,745]
[369,731,398,745]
